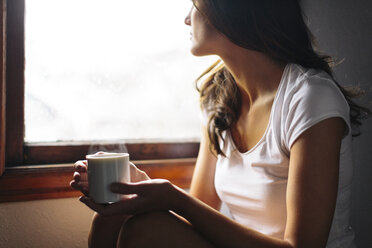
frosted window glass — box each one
[25,0,217,142]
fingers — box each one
[73,171,81,181]
[70,178,89,191]
[110,182,145,195]
[70,180,88,189]
[74,160,87,172]
[72,160,89,196]
[70,180,80,191]
[70,179,88,189]
[79,196,140,216]
[70,180,78,189]
[70,173,89,196]
[110,179,171,195]
[73,171,88,183]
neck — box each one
[219,47,286,106]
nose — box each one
[184,7,192,26]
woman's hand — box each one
[70,160,89,196]
[70,152,151,196]
[79,179,186,217]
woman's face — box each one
[184,4,223,56]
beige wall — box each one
[0,198,93,248]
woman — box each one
[71,0,370,247]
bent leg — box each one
[117,211,214,248]
[89,212,129,248]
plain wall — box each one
[0,197,93,248]
[301,0,372,247]
[0,1,372,248]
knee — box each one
[121,212,164,237]
[90,212,128,239]
[91,212,113,231]
[89,213,129,248]
[117,212,169,248]
[91,212,127,228]
[91,212,104,226]
[126,212,162,229]
[89,212,103,233]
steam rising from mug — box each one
[88,142,128,155]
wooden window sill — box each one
[0,158,196,203]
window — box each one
[25,0,216,143]
[0,0,213,202]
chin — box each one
[190,45,213,57]
[190,49,204,57]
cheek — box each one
[192,18,212,43]
[190,12,222,56]
[194,23,219,46]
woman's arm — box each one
[284,117,343,247]
[174,117,344,248]
[80,117,344,248]
[189,126,221,210]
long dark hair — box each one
[193,0,371,155]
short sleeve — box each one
[284,77,351,150]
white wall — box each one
[0,198,93,248]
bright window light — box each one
[24,0,217,142]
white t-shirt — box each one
[207,63,356,247]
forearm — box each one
[174,189,293,248]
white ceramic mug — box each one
[86,152,130,204]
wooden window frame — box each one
[0,0,199,203]
[0,0,5,177]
